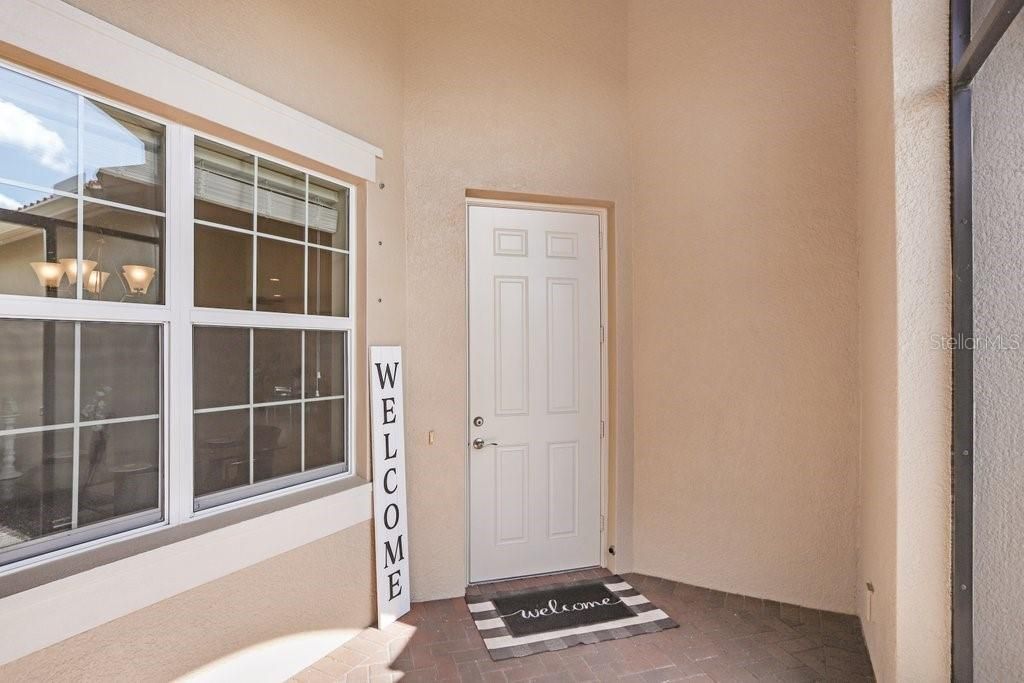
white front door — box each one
[468,204,603,583]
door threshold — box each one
[467,564,602,587]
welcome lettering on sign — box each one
[370,346,410,629]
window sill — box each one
[0,475,371,666]
[1,474,369,598]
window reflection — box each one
[0,72,166,306]
[0,319,162,555]
[0,429,74,549]
[0,68,78,192]
[0,65,170,564]
[194,409,250,496]
[83,100,165,212]
[81,322,160,420]
[82,203,163,304]
[78,419,159,527]
[0,319,75,430]
[0,184,77,299]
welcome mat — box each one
[466,575,678,660]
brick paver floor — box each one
[292,569,874,682]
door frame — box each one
[464,193,612,584]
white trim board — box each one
[0,481,371,667]
[0,0,382,181]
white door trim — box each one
[464,197,610,584]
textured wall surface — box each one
[973,9,1024,680]
[855,0,951,679]
[890,0,951,678]
[0,522,374,681]
[853,1,898,679]
[628,0,860,614]
[401,0,634,600]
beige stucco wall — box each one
[890,1,951,679]
[627,0,860,614]
[853,1,899,679]
[972,6,1024,680]
[0,522,374,682]
[855,0,951,679]
[400,0,635,599]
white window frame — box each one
[0,60,358,573]
[177,129,358,519]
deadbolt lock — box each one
[472,416,484,427]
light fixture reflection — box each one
[85,270,110,295]
[122,265,156,295]
[59,258,97,285]
[30,261,64,288]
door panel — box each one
[548,441,580,538]
[468,204,602,583]
[495,444,529,544]
[547,278,579,413]
[495,276,529,415]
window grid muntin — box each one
[76,95,84,300]
[189,134,354,512]
[0,74,169,308]
[192,219,349,254]
[0,413,163,436]
[0,318,166,564]
[0,62,173,566]
[193,135,351,318]
[191,324,349,511]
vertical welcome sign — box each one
[370,346,410,629]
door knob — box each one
[472,437,498,450]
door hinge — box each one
[599,230,604,249]
[600,420,606,438]
[600,514,606,531]
[600,325,605,343]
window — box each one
[0,63,355,567]
[0,320,163,564]
[192,326,349,509]
[192,137,350,316]
[190,135,352,510]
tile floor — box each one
[293,569,874,682]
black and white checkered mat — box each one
[466,574,678,660]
